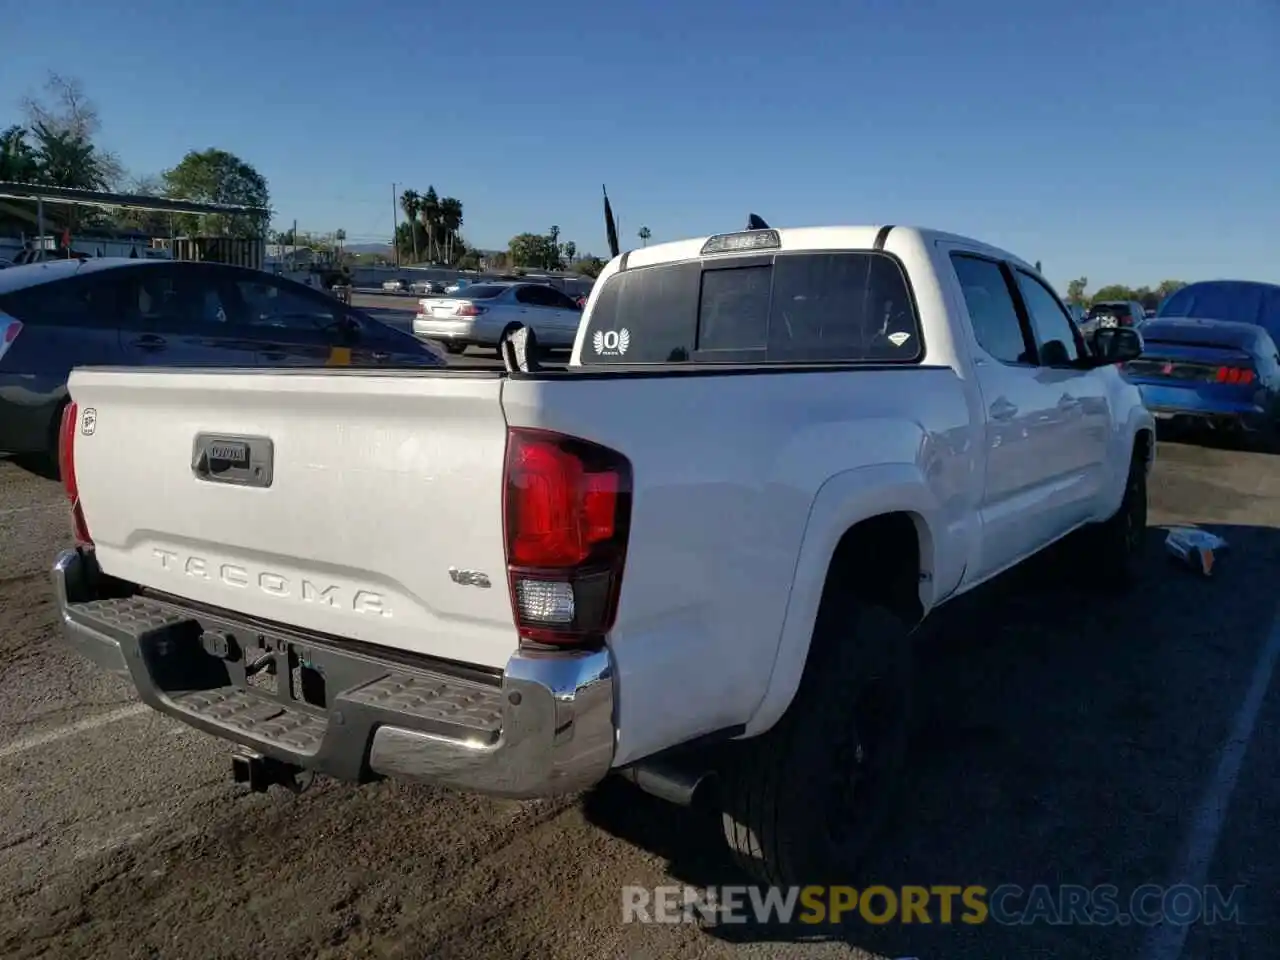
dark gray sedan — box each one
[0,257,445,475]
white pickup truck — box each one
[53,224,1154,884]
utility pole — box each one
[391,182,400,267]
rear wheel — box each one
[443,342,465,355]
[496,323,539,362]
[24,400,67,482]
[718,600,912,885]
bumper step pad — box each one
[62,592,504,776]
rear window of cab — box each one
[580,251,922,365]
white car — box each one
[52,223,1152,886]
[412,281,582,355]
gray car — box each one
[0,258,445,476]
[412,281,583,355]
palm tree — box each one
[563,241,576,265]
[399,189,421,262]
[638,226,651,247]
[421,187,441,261]
[439,197,463,264]
[0,126,40,181]
[335,228,346,255]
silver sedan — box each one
[412,281,583,355]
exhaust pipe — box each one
[619,759,714,807]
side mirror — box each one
[1090,326,1143,365]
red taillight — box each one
[503,427,631,647]
[455,303,485,317]
[1214,366,1256,385]
[58,402,93,545]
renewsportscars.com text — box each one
[622,883,1246,927]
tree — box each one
[113,173,171,236]
[509,232,562,270]
[22,72,122,188]
[162,148,269,238]
[1091,284,1136,305]
[421,187,441,260]
[29,121,110,190]
[562,241,576,263]
[1156,280,1186,301]
[571,256,606,279]
[0,126,40,182]
[1065,277,1088,305]
[439,196,463,264]
[399,189,421,262]
[335,228,346,254]
[638,226,651,247]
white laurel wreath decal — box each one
[618,328,630,354]
[592,330,605,354]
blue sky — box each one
[2,0,1276,290]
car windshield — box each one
[1157,281,1280,336]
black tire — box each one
[1081,452,1148,589]
[719,600,912,886]
[39,400,69,482]
[443,342,465,355]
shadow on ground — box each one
[1156,420,1280,456]
[582,523,1280,959]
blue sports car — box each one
[1121,279,1280,439]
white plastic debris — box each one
[1164,525,1228,577]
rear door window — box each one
[1,274,124,328]
[581,251,921,364]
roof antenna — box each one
[746,213,770,230]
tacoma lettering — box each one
[150,550,390,616]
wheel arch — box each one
[742,464,941,737]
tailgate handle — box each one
[192,434,274,488]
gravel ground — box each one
[1,376,1278,958]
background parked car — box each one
[1121,318,1280,439]
[1119,279,1280,441]
[0,258,444,475]
[1079,299,1146,336]
[412,280,582,356]
[382,278,410,293]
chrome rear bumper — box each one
[52,548,616,798]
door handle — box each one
[371,351,390,362]
[130,334,166,351]
[990,398,1018,421]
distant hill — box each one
[344,242,392,254]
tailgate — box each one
[68,368,519,669]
